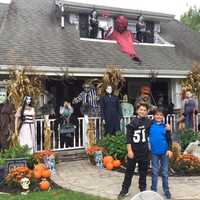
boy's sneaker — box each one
[164,191,171,199]
[117,190,129,199]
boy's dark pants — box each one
[122,157,148,192]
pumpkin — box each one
[112,160,121,168]
[34,163,47,171]
[106,162,114,170]
[39,180,50,191]
[42,169,51,178]
[34,169,42,179]
[103,156,113,166]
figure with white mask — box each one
[15,96,36,153]
[100,85,122,135]
[0,87,15,150]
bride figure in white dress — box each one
[15,96,36,153]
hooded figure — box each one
[100,85,122,135]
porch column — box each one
[171,79,182,110]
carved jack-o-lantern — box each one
[140,86,151,96]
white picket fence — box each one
[35,114,200,151]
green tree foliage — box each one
[180,6,200,32]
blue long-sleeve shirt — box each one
[149,121,172,155]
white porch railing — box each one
[35,113,199,151]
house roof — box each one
[0,0,198,78]
[160,20,200,62]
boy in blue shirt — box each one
[149,108,173,199]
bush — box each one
[98,132,127,161]
[172,154,200,175]
[0,145,33,167]
[176,129,199,151]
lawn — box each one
[0,189,109,200]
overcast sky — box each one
[0,0,200,19]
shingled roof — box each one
[0,0,198,77]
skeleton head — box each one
[20,177,30,190]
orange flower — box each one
[86,146,103,156]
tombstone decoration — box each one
[43,155,56,174]
[184,135,200,158]
[94,151,103,168]
[7,158,27,174]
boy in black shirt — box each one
[118,103,151,199]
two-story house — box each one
[0,0,200,151]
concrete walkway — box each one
[52,160,200,200]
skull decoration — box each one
[20,177,30,190]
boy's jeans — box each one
[151,154,169,193]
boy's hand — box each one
[165,124,171,131]
[166,150,173,158]
[128,150,134,159]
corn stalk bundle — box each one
[97,65,125,96]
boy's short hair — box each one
[136,102,149,111]
[152,108,164,115]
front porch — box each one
[35,113,199,152]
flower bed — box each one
[172,154,200,175]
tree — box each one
[180,6,200,32]
[181,63,200,110]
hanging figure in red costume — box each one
[105,15,141,63]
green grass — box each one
[0,189,109,200]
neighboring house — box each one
[0,0,200,150]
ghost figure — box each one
[20,177,30,195]
[15,96,36,153]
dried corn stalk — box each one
[97,65,125,96]
[7,67,43,110]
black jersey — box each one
[126,117,152,160]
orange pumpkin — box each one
[103,156,113,166]
[34,163,47,171]
[42,169,51,178]
[106,162,114,170]
[34,169,42,179]
[39,180,50,191]
[112,160,121,168]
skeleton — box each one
[20,177,30,195]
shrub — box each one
[173,154,200,175]
[176,129,199,151]
[98,132,127,161]
[0,145,32,166]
